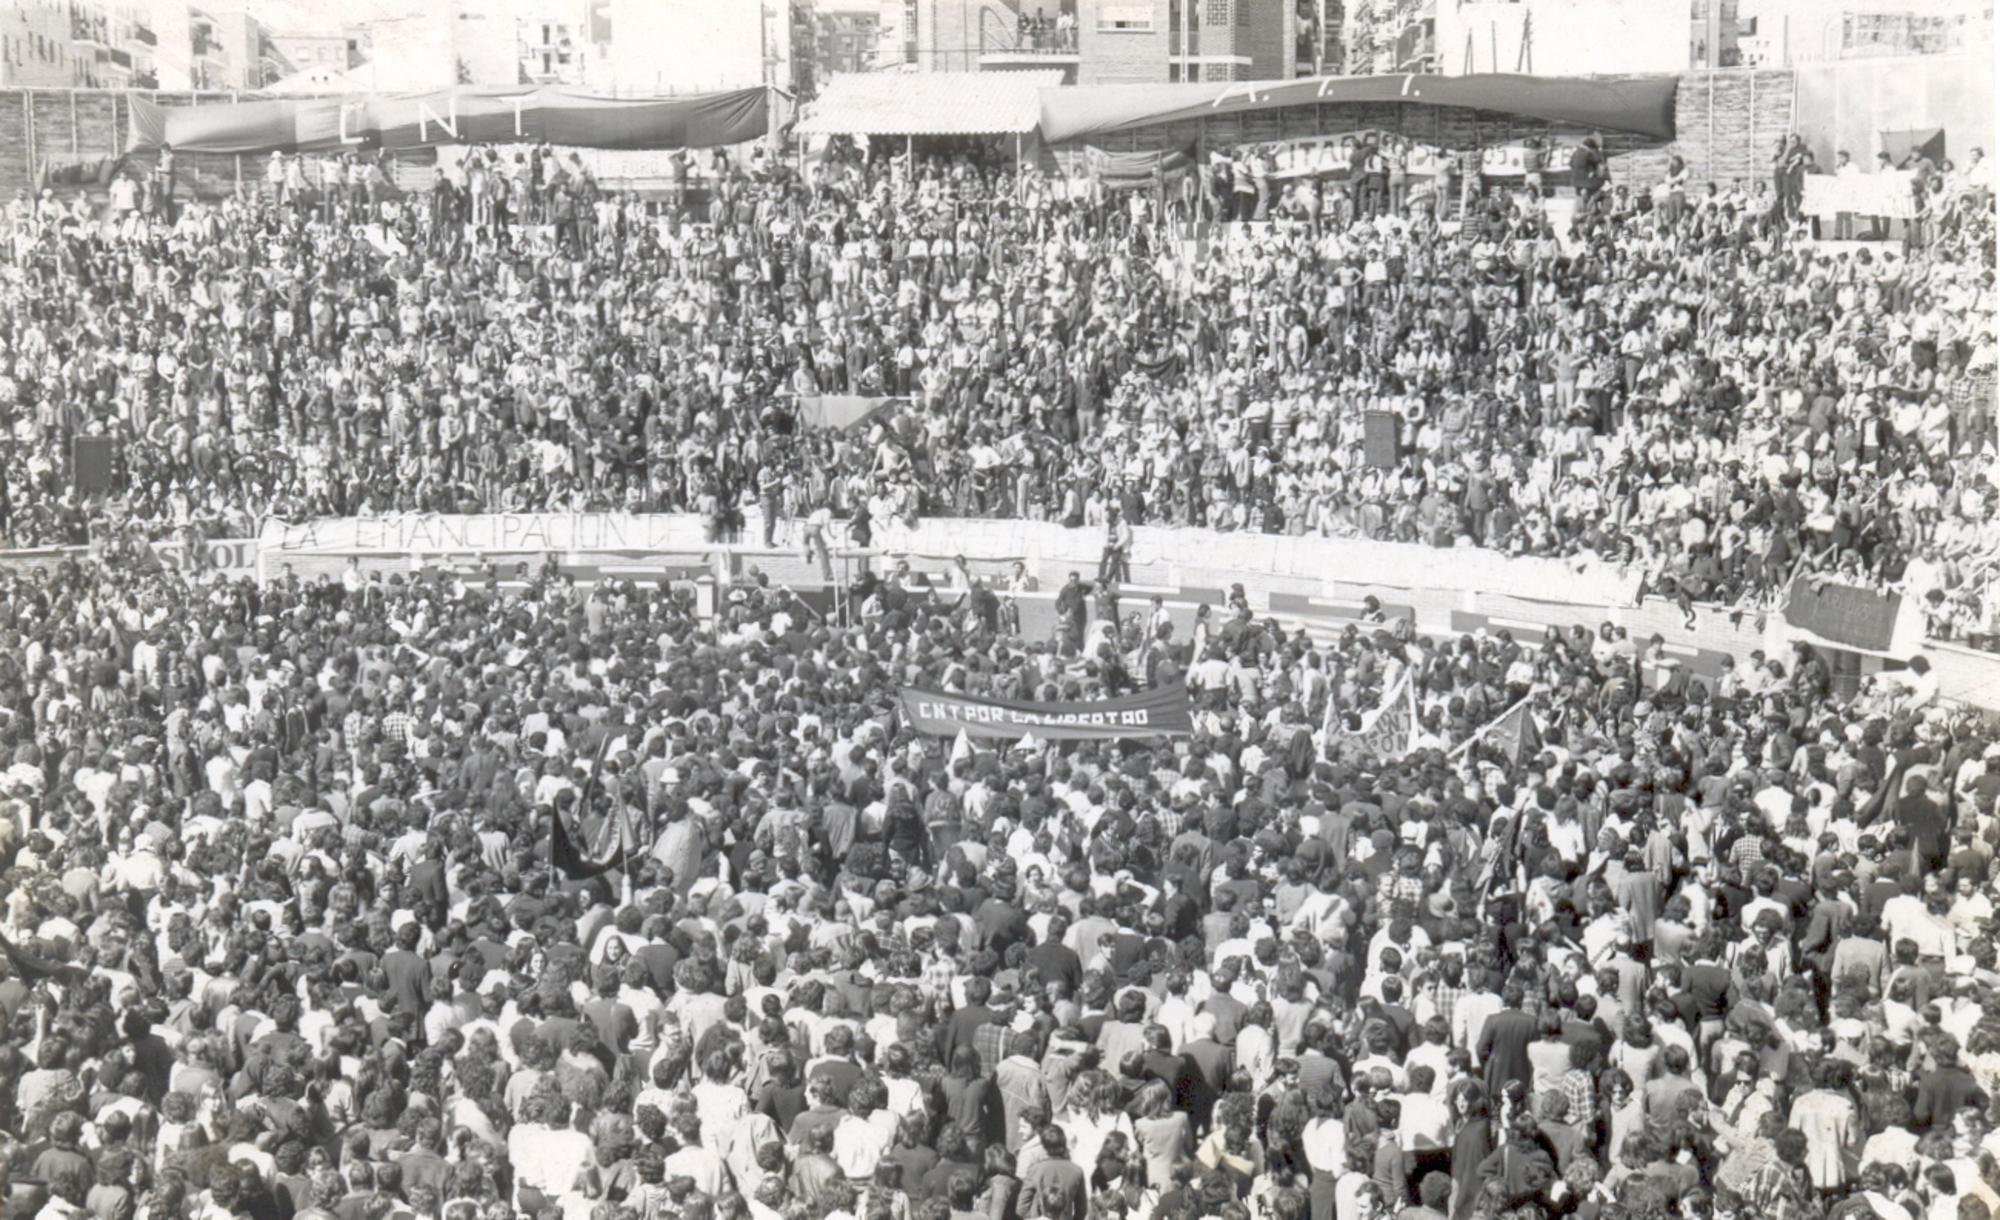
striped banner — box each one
[898,685,1194,741]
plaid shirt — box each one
[1420,978,1466,1029]
[1379,869,1426,920]
[920,953,956,1003]
[1728,833,1766,876]
[972,1018,1012,1077]
[1559,1067,1597,1129]
[381,710,416,751]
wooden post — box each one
[23,93,34,189]
[1748,71,1757,192]
[69,89,78,156]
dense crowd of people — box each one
[0,118,1997,1220]
[0,135,1993,637]
[0,510,1997,1220]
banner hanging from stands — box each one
[899,685,1194,741]
[799,395,905,432]
[1777,576,1924,659]
[1038,73,1678,144]
[127,86,770,156]
[1800,170,1919,220]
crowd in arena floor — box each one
[0,141,1994,637]
[0,134,1998,1220]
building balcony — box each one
[979,22,1080,64]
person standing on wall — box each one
[758,460,786,549]
[1099,505,1132,584]
[1457,142,1484,219]
[155,144,176,222]
[1570,134,1605,207]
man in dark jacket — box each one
[1021,1126,1087,1220]
[1475,982,1537,1101]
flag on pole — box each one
[949,728,975,767]
[1451,697,1544,765]
[1015,731,1045,754]
[0,932,88,987]
[553,735,622,881]
[552,804,621,880]
[1330,670,1420,762]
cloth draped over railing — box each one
[127,86,770,156]
[1800,170,1920,220]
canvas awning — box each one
[1038,73,1678,144]
[797,70,1062,137]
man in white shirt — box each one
[1398,1065,1453,1153]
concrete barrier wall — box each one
[13,514,1999,707]
[241,511,2000,711]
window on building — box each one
[1099,1,1156,30]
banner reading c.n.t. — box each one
[899,685,1194,741]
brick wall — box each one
[1671,68,1798,190]
[1241,0,1293,79]
[1078,0,1170,84]
[0,88,240,199]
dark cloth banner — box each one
[0,932,89,986]
[128,86,769,156]
[551,808,619,880]
[1040,73,1678,145]
[1085,144,1196,190]
[899,685,1194,741]
[38,155,118,190]
[1781,578,1905,654]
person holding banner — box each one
[1570,135,1606,204]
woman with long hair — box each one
[1128,1079,1189,1191]
[1446,1081,1492,1220]
[1056,1071,1134,1196]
